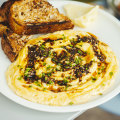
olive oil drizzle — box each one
[22,35,107,92]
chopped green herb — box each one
[85,67,88,70]
[56,67,60,71]
[29,85,32,88]
[40,44,45,50]
[24,68,31,77]
[46,65,52,70]
[98,68,101,71]
[69,76,72,79]
[66,62,72,67]
[17,75,22,80]
[101,66,105,70]
[43,54,46,56]
[48,51,51,56]
[34,81,38,84]
[17,65,20,67]
[53,52,57,56]
[43,88,47,91]
[63,78,68,84]
[79,44,82,47]
[25,68,31,71]
[92,59,96,62]
[34,81,41,87]
[51,58,55,62]
[61,46,64,48]
[72,38,75,41]
[53,40,55,44]
[37,83,41,87]
[65,86,68,91]
[75,57,82,64]
[42,73,45,77]
[51,68,55,72]
[47,72,51,77]
[37,41,41,43]
[91,77,97,82]
[48,80,53,84]
[57,63,61,66]
[109,72,113,77]
[73,64,76,67]
[65,66,69,69]
[45,77,47,81]
[85,51,87,54]
[78,50,81,54]
[17,65,23,70]
[88,53,91,55]
[69,44,73,47]
[98,72,101,75]
[69,102,73,105]
[39,74,42,78]
[62,34,66,39]
[43,62,46,66]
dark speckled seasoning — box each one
[23,35,106,88]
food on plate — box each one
[0,23,9,37]
[8,0,74,35]
[64,4,99,28]
[1,30,33,62]
[0,1,13,37]
[0,0,13,22]
[6,30,119,106]
[0,0,74,62]
[0,0,33,62]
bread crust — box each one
[0,0,14,22]
[0,1,15,37]
[9,16,74,35]
[0,23,9,37]
[8,0,74,35]
[1,35,16,62]
[1,30,33,62]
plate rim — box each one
[0,0,120,112]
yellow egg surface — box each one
[6,30,119,106]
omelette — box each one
[6,30,119,106]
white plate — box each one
[0,0,120,113]
[0,93,84,120]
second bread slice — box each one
[8,0,74,35]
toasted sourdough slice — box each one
[0,0,13,36]
[8,0,74,35]
[0,1,15,37]
[0,0,14,22]
[0,23,9,37]
[1,30,33,62]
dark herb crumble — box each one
[20,34,107,92]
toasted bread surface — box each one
[9,0,74,35]
[1,30,33,62]
[0,0,13,22]
[0,23,9,37]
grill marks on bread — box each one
[0,1,14,37]
[8,0,74,35]
[1,30,33,62]
[0,0,14,23]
